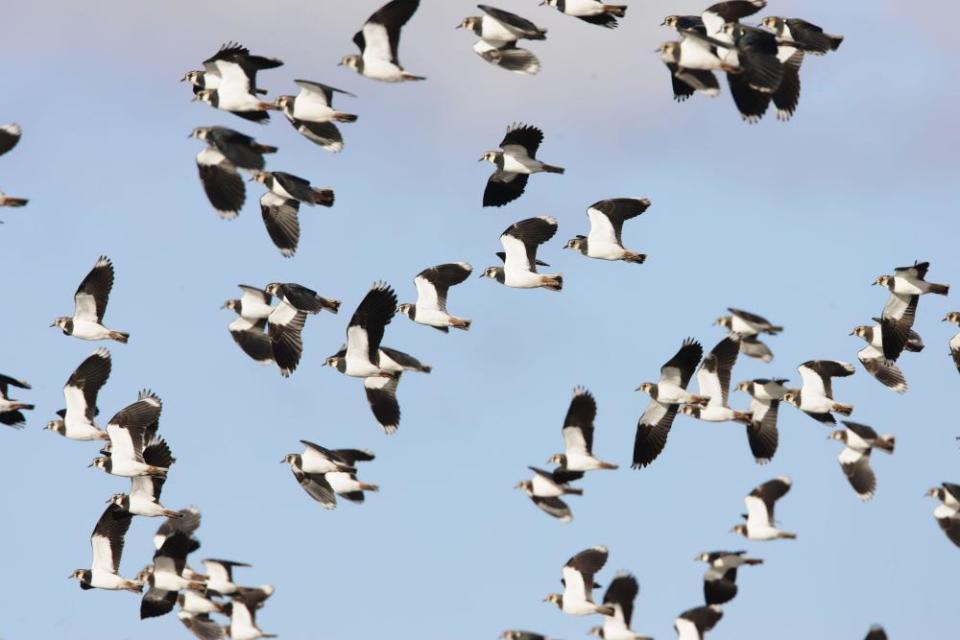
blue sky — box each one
[1,1,958,638]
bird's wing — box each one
[500,123,543,157]
[347,283,397,364]
[660,339,703,388]
[364,375,401,433]
[66,348,111,421]
[91,504,133,574]
[74,256,115,323]
[587,198,649,245]
[357,0,420,64]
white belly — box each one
[698,406,735,422]
[90,570,130,590]
[413,307,453,327]
[361,57,405,81]
[563,599,599,615]
[293,101,336,123]
[327,472,361,493]
[129,495,166,516]
[657,383,689,404]
[586,241,626,260]
[563,0,603,16]
[72,319,111,340]
[502,154,539,174]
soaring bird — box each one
[325,282,397,378]
[761,17,844,54]
[45,349,111,440]
[183,43,282,100]
[70,504,142,592]
[253,171,334,208]
[91,391,169,478]
[516,466,584,521]
[731,476,796,540]
[0,373,33,429]
[274,80,357,152]
[544,546,615,616]
[398,262,473,331]
[874,261,950,297]
[340,0,425,82]
[481,216,563,290]
[52,256,129,343]
[565,198,649,264]
[109,435,179,517]
[459,6,547,75]
[540,0,627,29]
[696,551,763,605]
[140,520,204,619]
[587,572,652,639]
[735,378,787,463]
[228,588,276,640]
[829,421,895,501]
[850,319,912,393]
[633,339,704,468]
[782,360,855,424]
[547,387,618,472]
[681,336,751,424]
[481,124,564,207]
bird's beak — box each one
[848,330,855,336]
[105,496,113,503]
[455,23,463,29]
[191,95,200,102]
[87,461,95,468]
[337,60,344,66]
[67,573,75,579]
[478,156,486,162]
[943,315,950,322]
[49,321,56,327]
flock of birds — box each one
[0,0,955,638]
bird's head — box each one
[761,16,784,31]
[479,150,500,164]
[514,479,533,493]
[850,325,869,339]
[273,95,293,110]
[730,524,748,537]
[658,41,680,63]
[181,70,202,84]
[925,487,942,499]
[339,55,362,71]
[543,592,562,607]
[480,266,502,280]
[222,299,239,312]
[635,382,655,394]
[68,569,87,582]
[108,493,128,508]
[189,127,210,141]
[564,237,586,252]
[943,311,960,325]
[44,419,65,434]
[873,275,892,287]
[662,15,679,27]
[735,381,751,393]
[539,0,559,7]
[89,456,108,470]
[250,171,270,185]
[720,22,739,38]
[324,354,344,369]
[546,453,565,466]
[396,303,414,318]
[694,552,711,562]
[281,454,299,466]
[458,16,480,30]
[714,315,732,329]
[828,430,846,443]
[588,627,604,638]
[264,283,282,296]
[782,391,799,407]
[50,317,71,332]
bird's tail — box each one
[540,163,565,174]
[147,466,169,478]
[187,581,207,591]
[622,251,646,264]
[359,483,379,492]
[832,403,854,416]
[733,411,753,425]
[767,325,784,334]
[563,487,584,496]
[597,604,616,616]
[543,274,563,291]
[778,531,797,540]
[744,557,764,566]
[109,331,130,344]
[876,435,896,454]
[257,101,280,111]
[928,283,950,295]
[162,509,183,519]
[598,461,619,470]
[531,29,548,40]
[320,297,341,313]
[417,365,433,374]
[828,34,844,50]
[254,144,278,154]
[603,4,627,16]
[690,395,711,406]
[3,197,28,207]
[402,73,427,81]
[450,317,472,331]
[334,112,358,123]
[11,403,34,411]
[125,580,144,593]
[313,188,335,207]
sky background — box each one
[1,1,958,638]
